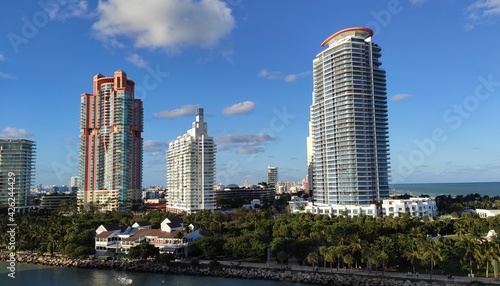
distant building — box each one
[293,201,378,217]
[70,176,79,192]
[266,166,278,189]
[166,108,216,214]
[308,27,390,213]
[215,184,274,207]
[78,70,143,211]
[381,197,438,218]
[476,209,500,218]
[0,139,36,212]
[142,186,164,200]
[39,193,76,210]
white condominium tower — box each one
[309,27,390,207]
[166,108,216,213]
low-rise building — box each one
[476,209,500,218]
[300,202,379,218]
[381,197,438,218]
[38,193,76,210]
[215,185,274,207]
[95,216,208,257]
[289,197,438,218]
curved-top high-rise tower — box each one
[78,70,143,211]
[309,27,390,212]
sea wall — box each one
[1,253,457,286]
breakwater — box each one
[0,253,464,285]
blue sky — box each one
[1,0,500,187]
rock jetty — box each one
[1,253,461,285]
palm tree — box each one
[360,241,375,274]
[319,246,328,268]
[418,237,444,280]
[334,245,347,271]
[377,251,389,276]
[347,235,363,269]
[480,238,500,279]
[306,252,318,270]
[343,253,355,273]
[325,246,335,272]
[401,229,425,273]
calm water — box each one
[0,262,311,286]
[390,181,500,198]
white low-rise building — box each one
[291,201,379,218]
[381,197,438,217]
[476,209,500,218]
[95,217,208,256]
[289,197,438,218]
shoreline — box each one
[1,253,468,285]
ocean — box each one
[0,262,310,286]
[390,182,500,198]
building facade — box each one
[0,139,36,211]
[166,108,216,214]
[78,70,143,211]
[381,198,438,218]
[309,27,390,211]
[266,165,278,189]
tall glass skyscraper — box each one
[266,165,278,189]
[78,70,143,211]
[0,139,36,212]
[166,108,216,214]
[309,27,390,208]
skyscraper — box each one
[78,70,143,211]
[0,139,36,212]
[266,165,278,189]
[309,27,390,211]
[166,108,216,214]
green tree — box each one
[193,236,224,259]
[343,253,354,273]
[306,252,318,270]
[319,246,328,268]
[418,238,444,280]
[128,241,159,260]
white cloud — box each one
[409,0,427,6]
[468,0,500,17]
[143,140,168,156]
[154,104,199,118]
[391,93,412,101]
[41,0,89,20]
[92,0,235,50]
[466,0,500,29]
[284,71,310,82]
[0,53,5,62]
[216,145,232,151]
[258,69,281,80]
[0,72,16,79]
[259,69,309,82]
[127,53,147,68]
[216,134,274,144]
[236,145,265,154]
[222,101,255,115]
[216,133,274,154]
[0,127,33,138]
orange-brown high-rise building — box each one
[78,70,143,211]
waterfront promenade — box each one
[201,259,500,285]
